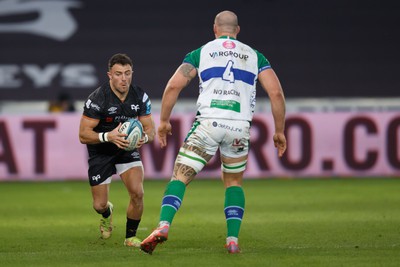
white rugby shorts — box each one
[185,118,251,158]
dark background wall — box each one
[0,0,399,101]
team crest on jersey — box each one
[131,104,140,111]
[223,40,236,49]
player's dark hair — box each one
[108,53,133,70]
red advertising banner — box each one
[0,112,399,181]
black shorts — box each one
[87,149,141,186]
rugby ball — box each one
[118,119,143,151]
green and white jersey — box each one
[183,36,271,121]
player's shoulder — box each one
[128,84,151,103]
[84,83,110,112]
[232,39,259,54]
[235,41,270,66]
[129,84,147,97]
[88,83,109,101]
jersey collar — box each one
[218,35,237,40]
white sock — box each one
[158,221,170,228]
[226,236,238,245]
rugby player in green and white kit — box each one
[141,10,287,254]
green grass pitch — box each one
[0,178,399,267]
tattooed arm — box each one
[160,63,196,123]
[158,63,197,148]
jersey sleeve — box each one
[182,46,202,68]
[136,87,152,117]
[255,50,272,73]
[82,89,104,119]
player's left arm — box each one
[137,115,155,147]
[258,68,287,157]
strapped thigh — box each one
[221,160,248,173]
[175,147,208,174]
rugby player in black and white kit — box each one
[79,53,155,247]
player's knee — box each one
[221,160,247,173]
[129,189,144,201]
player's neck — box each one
[110,85,128,102]
[216,33,237,39]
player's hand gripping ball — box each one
[118,119,143,151]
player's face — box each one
[108,64,133,96]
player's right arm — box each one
[78,116,129,148]
[79,116,101,144]
[158,63,197,148]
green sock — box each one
[159,180,186,224]
[224,186,245,238]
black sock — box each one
[126,218,141,238]
[101,206,111,218]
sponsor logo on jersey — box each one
[114,115,135,123]
[85,99,92,109]
[90,102,100,111]
[209,51,249,60]
[213,89,240,97]
[223,40,236,49]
